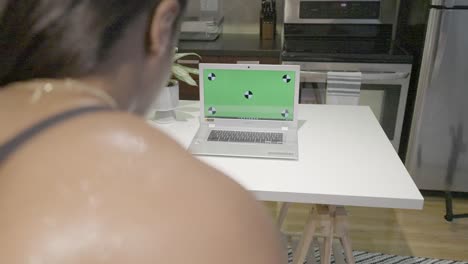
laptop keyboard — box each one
[207,130,283,144]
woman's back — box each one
[0,0,285,263]
[0,82,285,263]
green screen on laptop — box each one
[203,69,296,121]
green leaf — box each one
[172,65,197,86]
[173,52,201,62]
[178,65,199,75]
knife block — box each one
[260,14,276,40]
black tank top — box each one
[0,106,113,165]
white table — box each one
[150,101,423,210]
[149,101,424,264]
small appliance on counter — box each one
[180,0,224,41]
[180,16,224,41]
[260,0,277,40]
[282,0,412,152]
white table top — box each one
[150,101,424,210]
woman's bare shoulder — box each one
[0,111,286,264]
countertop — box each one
[178,33,282,57]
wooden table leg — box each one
[335,206,355,264]
[340,230,355,264]
[292,206,317,264]
[306,238,321,264]
[321,206,336,264]
[277,202,291,229]
[333,239,347,264]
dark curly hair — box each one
[0,0,186,87]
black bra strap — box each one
[0,105,113,164]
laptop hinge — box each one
[282,127,289,131]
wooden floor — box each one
[264,195,468,262]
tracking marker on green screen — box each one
[208,107,217,115]
[244,91,254,100]
[208,73,216,81]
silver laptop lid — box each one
[199,63,300,124]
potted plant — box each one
[151,49,200,123]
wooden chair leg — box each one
[321,206,336,264]
[277,202,291,229]
[292,206,317,264]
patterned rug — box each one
[287,249,468,264]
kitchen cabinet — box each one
[178,55,280,100]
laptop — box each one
[189,63,300,160]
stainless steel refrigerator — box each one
[406,0,468,193]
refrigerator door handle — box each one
[430,10,451,86]
[418,10,444,95]
[406,9,444,167]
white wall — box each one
[184,0,285,34]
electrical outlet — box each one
[200,0,218,12]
